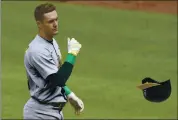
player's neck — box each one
[38,31,53,41]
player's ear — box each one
[36,21,42,29]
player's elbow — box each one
[46,73,66,88]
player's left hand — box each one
[67,92,84,115]
[67,37,82,56]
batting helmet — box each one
[138,77,171,103]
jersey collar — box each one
[37,34,53,44]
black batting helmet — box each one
[138,77,171,103]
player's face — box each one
[39,10,59,37]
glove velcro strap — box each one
[65,53,76,65]
[68,52,78,56]
[67,92,77,99]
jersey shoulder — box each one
[26,37,52,58]
[31,35,53,50]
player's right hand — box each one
[67,37,82,56]
[67,92,84,115]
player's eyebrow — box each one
[48,17,58,23]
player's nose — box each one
[53,21,58,28]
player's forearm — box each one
[46,54,76,87]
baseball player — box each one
[23,3,84,119]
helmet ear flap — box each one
[139,77,172,103]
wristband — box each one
[65,53,76,65]
[63,86,72,96]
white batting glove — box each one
[67,92,84,115]
[67,37,82,56]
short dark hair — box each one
[34,3,56,21]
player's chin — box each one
[53,31,59,35]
